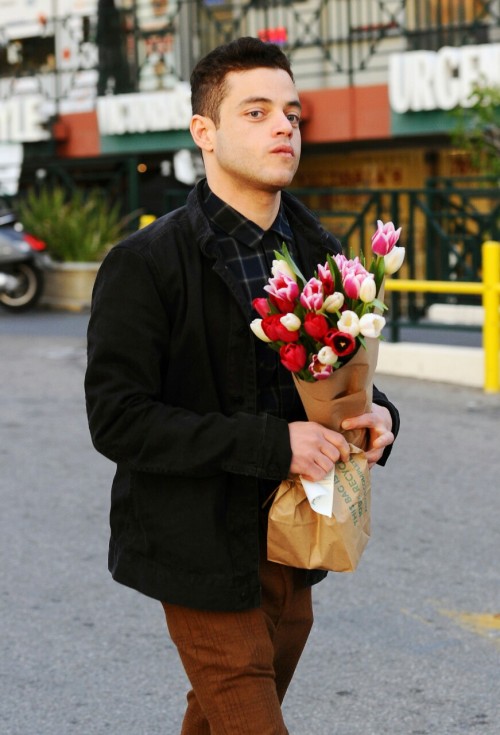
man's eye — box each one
[249,110,263,118]
[287,113,301,126]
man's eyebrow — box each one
[237,96,302,110]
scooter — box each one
[0,210,51,311]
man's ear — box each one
[190,114,215,152]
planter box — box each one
[41,262,101,312]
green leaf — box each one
[374,256,386,293]
[326,253,345,297]
[372,297,388,312]
[273,242,306,284]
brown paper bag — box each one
[267,339,379,572]
[267,446,370,572]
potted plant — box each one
[17,186,132,311]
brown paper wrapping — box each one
[267,446,370,571]
[292,336,379,449]
[267,338,379,572]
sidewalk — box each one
[378,302,490,389]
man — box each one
[85,37,399,735]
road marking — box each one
[439,609,500,648]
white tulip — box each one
[317,346,338,365]
[384,246,405,275]
[359,313,386,338]
[322,292,344,313]
[280,313,301,331]
[250,319,272,342]
[271,258,296,281]
[337,310,360,337]
[359,276,376,303]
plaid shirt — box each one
[202,181,304,423]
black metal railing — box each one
[161,174,499,318]
[10,156,499,334]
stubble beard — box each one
[239,158,299,193]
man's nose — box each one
[275,112,293,136]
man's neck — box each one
[205,178,282,230]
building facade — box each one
[1,0,499,219]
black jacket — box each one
[85,183,399,611]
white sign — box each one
[97,86,192,135]
[389,44,500,113]
[0,142,23,195]
[0,96,51,143]
[0,0,96,34]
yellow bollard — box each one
[482,241,500,393]
[139,214,156,229]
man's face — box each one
[208,67,302,194]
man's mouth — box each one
[271,145,295,157]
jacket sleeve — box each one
[84,246,292,481]
[372,384,400,466]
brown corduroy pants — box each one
[162,547,313,735]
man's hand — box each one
[288,421,350,482]
[342,404,394,468]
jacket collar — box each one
[185,181,341,300]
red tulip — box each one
[262,314,300,342]
[279,343,307,372]
[303,312,329,340]
[323,329,357,357]
[252,297,271,318]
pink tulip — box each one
[308,354,333,380]
[317,263,334,295]
[371,220,402,256]
[300,278,324,311]
[343,272,362,299]
[263,273,299,313]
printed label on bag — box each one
[335,456,369,527]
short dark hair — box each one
[190,37,294,127]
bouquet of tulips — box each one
[253,220,405,573]
[250,220,404,382]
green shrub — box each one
[451,83,500,178]
[17,186,130,262]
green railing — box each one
[164,177,499,314]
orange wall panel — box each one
[352,85,391,140]
[56,111,100,158]
[300,85,390,144]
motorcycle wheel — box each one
[0,263,44,311]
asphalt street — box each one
[1,309,499,735]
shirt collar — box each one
[201,179,293,249]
